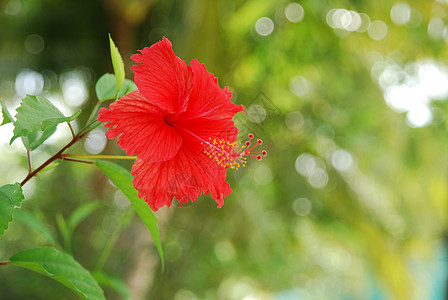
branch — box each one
[20,132,88,187]
[62,157,95,164]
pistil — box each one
[202,133,267,170]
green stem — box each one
[67,122,76,139]
[62,157,95,164]
[62,154,137,160]
[85,101,101,128]
[26,149,32,174]
[77,120,103,139]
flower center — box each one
[202,133,267,170]
[164,113,180,126]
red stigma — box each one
[202,133,267,170]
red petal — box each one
[98,90,182,162]
[176,118,239,153]
[210,168,232,208]
[131,37,193,114]
[131,142,231,211]
[181,59,244,121]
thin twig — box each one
[26,149,32,174]
[67,122,76,140]
[62,157,95,164]
[77,120,102,139]
[0,261,9,265]
[84,101,101,129]
[62,154,137,160]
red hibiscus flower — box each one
[98,37,267,211]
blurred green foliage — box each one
[1,0,448,299]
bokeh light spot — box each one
[327,9,362,32]
[326,9,337,28]
[114,190,130,208]
[285,3,304,23]
[379,59,448,127]
[296,153,328,188]
[406,104,432,128]
[255,17,274,36]
[247,104,267,123]
[174,289,198,300]
[418,61,448,100]
[368,20,388,40]
[293,197,312,216]
[347,11,362,31]
[428,18,444,39]
[15,69,44,97]
[308,168,328,189]
[357,13,371,32]
[285,111,304,131]
[332,150,353,172]
[289,76,313,98]
[390,3,411,25]
[4,0,21,15]
[84,127,107,154]
[332,9,351,29]
[61,72,88,107]
[295,153,316,176]
[378,63,403,89]
[25,34,45,54]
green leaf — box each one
[95,73,116,101]
[118,79,137,98]
[56,213,71,253]
[109,34,125,92]
[92,271,130,299]
[95,160,164,270]
[14,209,58,246]
[9,247,105,300]
[68,202,101,232]
[1,102,14,125]
[0,183,24,238]
[11,95,81,149]
[96,73,136,102]
[21,126,57,151]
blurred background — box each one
[0,0,448,299]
